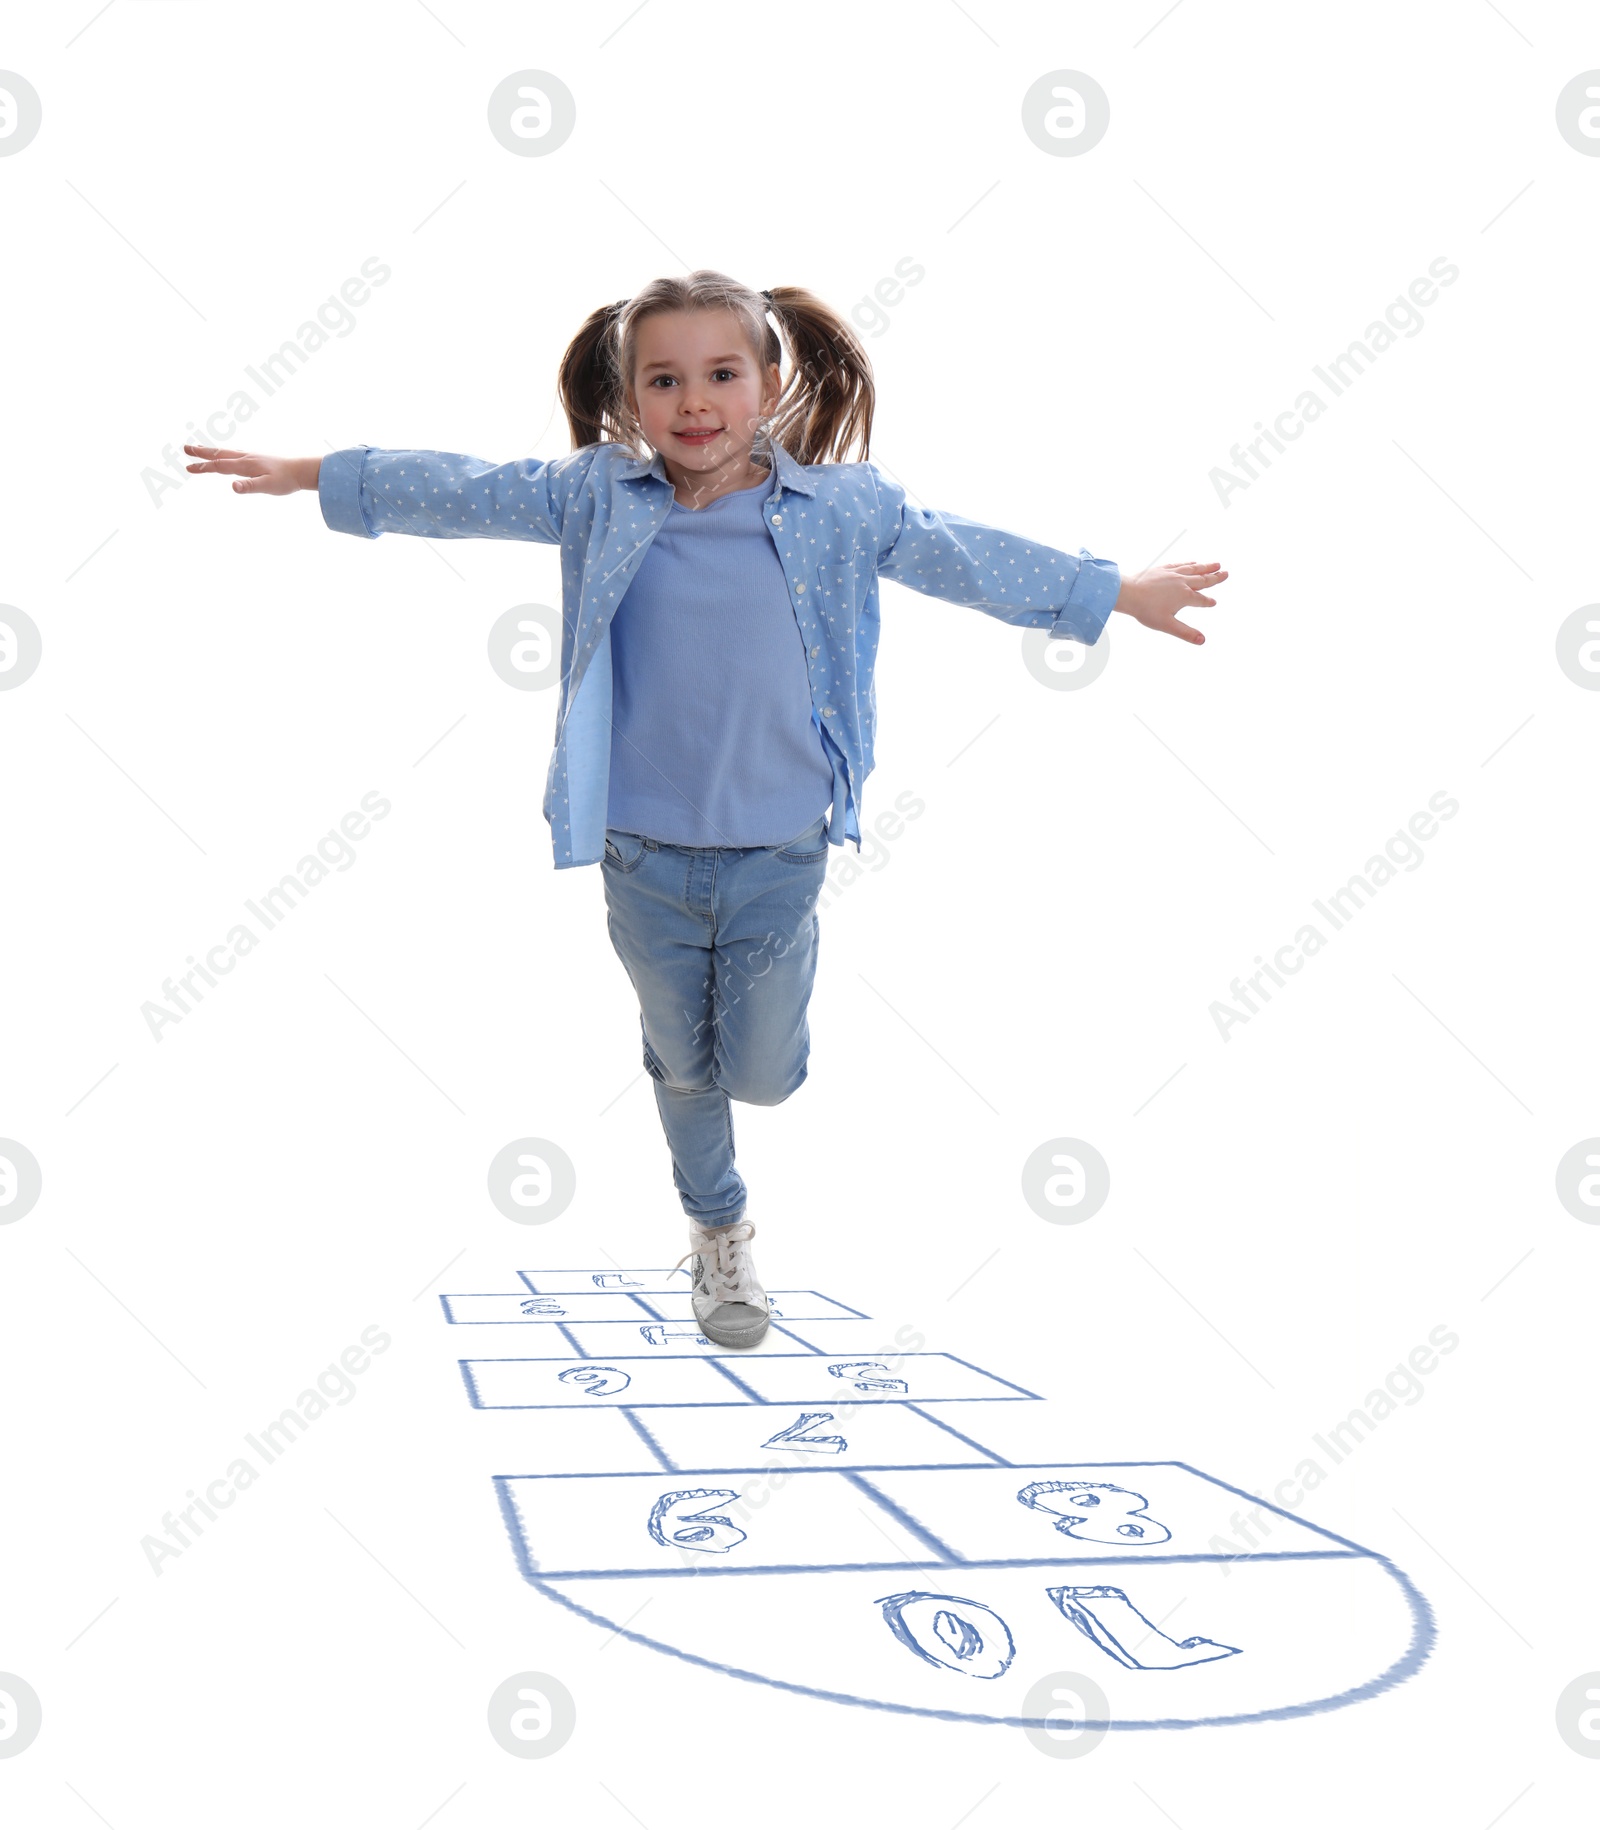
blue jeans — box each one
[600,811,831,1229]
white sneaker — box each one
[673,1220,769,1350]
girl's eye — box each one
[648,370,739,387]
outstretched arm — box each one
[184,443,592,546]
[868,461,1225,644]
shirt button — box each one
[823,706,835,716]
[796,582,806,593]
[771,514,783,525]
[809,645,819,656]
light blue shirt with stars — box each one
[317,433,1121,870]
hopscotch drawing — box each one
[440,1268,1435,1729]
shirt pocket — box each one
[814,561,858,603]
[812,562,864,650]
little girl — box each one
[186,269,1226,1352]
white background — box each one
[2,0,1596,1821]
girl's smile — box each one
[626,307,782,507]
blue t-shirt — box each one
[605,470,835,847]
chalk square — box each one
[643,1290,867,1323]
[633,1401,1004,1473]
[497,1467,932,1579]
[517,1268,692,1295]
[716,1352,1037,1407]
[461,1355,741,1409]
[464,1407,664,1475]
[562,1319,805,1357]
[857,1462,1354,1564]
[442,1292,651,1324]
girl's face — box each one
[625,308,781,486]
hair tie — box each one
[612,297,628,313]
[761,289,774,304]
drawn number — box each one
[639,1325,710,1347]
[827,1360,908,1394]
[1047,1585,1240,1669]
[557,1364,631,1396]
[877,1591,1016,1680]
[519,1297,566,1316]
[648,1489,748,1555]
[762,1411,847,1454]
[591,1273,644,1289]
[1017,1480,1171,1545]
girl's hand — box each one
[183,445,320,496]
[1112,560,1228,645]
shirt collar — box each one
[615,432,817,497]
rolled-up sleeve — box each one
[318,445,588,545]
[869,461,1120,645]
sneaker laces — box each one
[673,1221,761,1306]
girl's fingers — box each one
[183,444,246,460]
[186,455,259,475]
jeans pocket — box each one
[602,829,649,872]
[772,814,830,864]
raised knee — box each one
[735,1082,790,1108]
